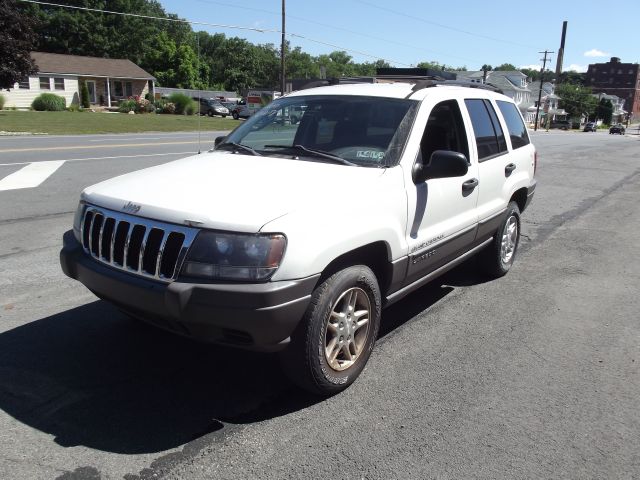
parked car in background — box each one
[231,103,251,120]
[609,124,625,135]
[583,122,597,132]
[199,98,229,117]
[221,101,237,112]
[549,119,571,130]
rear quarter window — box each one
[496,100,530,149]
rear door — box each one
[403,98,479,284]
[463,98,512,239]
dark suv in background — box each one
[549,119,571,130]
[583,122,597,132]
[609,124,625,135]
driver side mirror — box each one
[214,135,226,147]
[412,150,469,183]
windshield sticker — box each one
[356,150,385,160]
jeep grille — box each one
[80,205,198,282]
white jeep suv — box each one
[61,79,537,394]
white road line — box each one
[88,137,166,142]
[0,161,66,191]
[0,151,197,167]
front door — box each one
[86,80,96,103]
[404,99,479,284]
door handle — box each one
[462,178,479,192]
[505,163,516,176]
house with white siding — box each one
[3,52,155,109]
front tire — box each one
[232,111,239,120]
[281,265,381,395]
[479,201,521,278]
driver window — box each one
[420,100,469,163]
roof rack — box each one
[405,79,503,98]
[296,76,503,96]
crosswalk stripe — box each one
[0,161,66,191]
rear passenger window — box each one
[464,99,508,161]
[497,100,530,149]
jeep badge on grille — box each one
[122,201,141,213]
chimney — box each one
[555,21,567,78]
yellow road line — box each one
[0,141,197,153]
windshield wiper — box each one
[217,142,262,156]
[263,144,356,166]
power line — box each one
[19,0,280,33]
[19,0,411,66]
[191,0,477,65]
[351,0,539,50]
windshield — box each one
[220,95,418,167]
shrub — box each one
[154,99,175,114]
[67,103,82,112]
[31,93,66,111]
[167,93,196,115]
[118,99,137,113]
[80,82,90,108]
[185,101,197,116]
[0,94,5,110]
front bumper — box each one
[60,230,318,351]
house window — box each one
[114,81,123,97]
[54,78,65,90]
[18,77,30,89]
[125,82,133,97]
[39,77,50,90]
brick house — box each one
[585,57,640,121]
[3,52,155,109]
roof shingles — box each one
[31,52,155,80]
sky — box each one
[159,0,639,73]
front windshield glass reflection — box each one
[220,95,418,167]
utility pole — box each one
[280,0,286,95]
[534,50,553,132]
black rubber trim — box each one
[476,208,507,242]
[60,230,318,351]
[524,180,537,211]
[385,237,493,306]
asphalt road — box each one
[0,130,638,479]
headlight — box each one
[73,200,86,241]
[181,231,286,281]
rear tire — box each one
[479,201,521,278]
[232,111,239,120]
[280,265,381,395]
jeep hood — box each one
[82,151,386,232]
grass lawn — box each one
[0,110,235,135]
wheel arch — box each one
[510,187,528,213]
[317,241,393,295]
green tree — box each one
[595,98,613,124]
[285,45,320,79]
[556,83,597,120]
[494,63,517,71]
[80,81,90,108]
[558,70,584,86]
[0,0,38,89]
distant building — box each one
[3,52,155,109]
[456,70,535,122]
[585,57,640,121]
[591,92,627,124]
